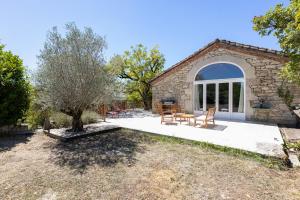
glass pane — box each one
[219,83,229,112]
[194,84,203,111]
[206,84,215,110]
[195,63,243,81]
[232,82,244,113]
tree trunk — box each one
[143,97,152,110]
[72,111,84,132]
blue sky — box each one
[0,0,288,73]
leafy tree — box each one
[36,23,114,132]
[0,44,31,126]
[108,44,165,110]
[253,0,300,84]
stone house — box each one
[151,39,300,124]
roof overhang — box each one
[150,39,288,85]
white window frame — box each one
[193,62,246,120]
[193,79,245,120]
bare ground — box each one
[0,130,300,200]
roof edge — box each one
[150,39,287,85]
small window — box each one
[195,63,243,81]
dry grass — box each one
[0,130,300,200]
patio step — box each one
[281,127,300,143]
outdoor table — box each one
[180,114,194,125]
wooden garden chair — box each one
[155,102,174,124]
[194,107,216,128]
[172,104,186,121]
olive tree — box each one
[36,23,114,132]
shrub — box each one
[81,111,100,124]
[26,106,49,129]
[50,112,72,128]
[32,110,101,129]
[49,110,99,128]
[286,142,300,151]
[0,45,31,126]
[26,89,51,129]
[277,82,294,109]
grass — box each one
[285,141,300,151]
[1,130,299,199]
[283,140,300,163]
[123,128,289,170]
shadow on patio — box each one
[195,124,227,131]
[49,130,150,173]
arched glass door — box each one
[194,63,245,120]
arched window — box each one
[195,63,244,81]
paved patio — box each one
[108,110,285,158]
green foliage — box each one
[37,23,113,132]
[108,44,165,110]
[26,109,47,130]
[50,112,72,128]
[126,90,143,108]
[25,88,51,129]
[277,82,294,109]
[0,44,31,126]
[81,111,100,124]
[253,1,300,84]
[50,110,100,128]
[286,141,300,151]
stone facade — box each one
[151,42,300,124]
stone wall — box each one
[152,65,192,112]
[152,47,300,124]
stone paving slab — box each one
[43,109,286,158]
[108,110,285,158]
[281,127,300,142]
[45,123,121,141]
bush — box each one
[81,111,100,124]
[286,142,300,151]
[26,107,49,129]
[49,110,99,128]
[50,112,72,128]
[0,45,31,126]
[26,89,51,129]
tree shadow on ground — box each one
[0,134,33,152]
[49,130,152,174]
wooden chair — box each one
[194,107,216,128]
[155,102,174,124]
[106,104,119,118]
[173,104,185,121]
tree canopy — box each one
[36,23,114,132]
[0,44,31,126]
[253,0,300,84]
[108,44,165,110]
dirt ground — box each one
[0,130,300,200]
